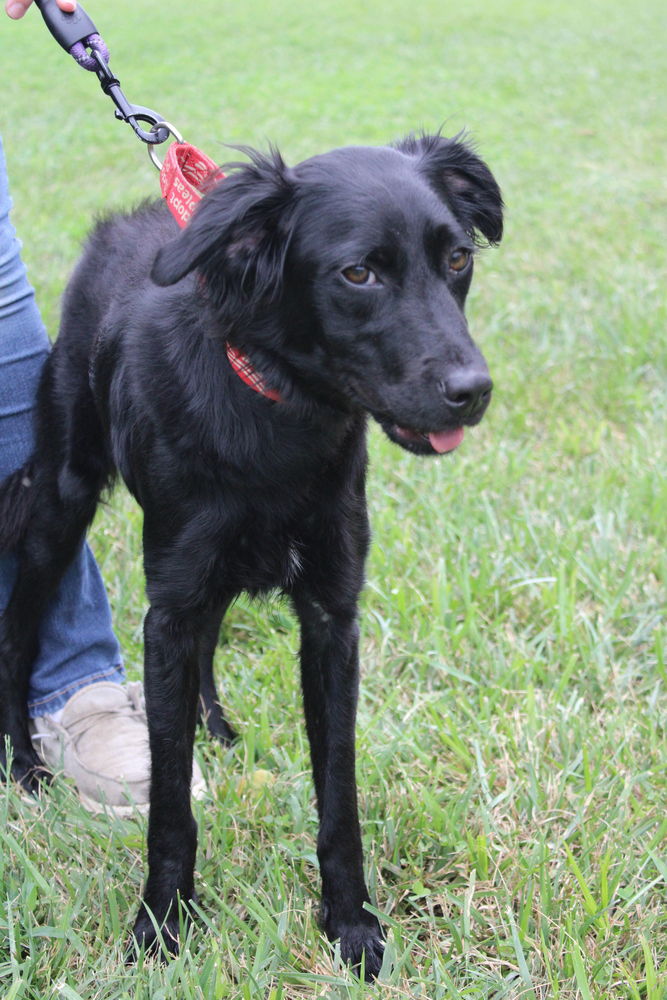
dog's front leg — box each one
[131,604,201,958]
[293,594,384,980]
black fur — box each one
[0,133,502,979]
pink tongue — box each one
[428,427,465,453]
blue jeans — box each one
[0,134,123,717]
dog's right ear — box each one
[395,132,504,246]
[151,148,297,316]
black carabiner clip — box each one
[90,49,169,146]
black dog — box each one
[0,132,502,978]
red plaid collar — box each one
[225,344,283,403]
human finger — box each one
[6,0,76,19]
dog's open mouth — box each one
[384,423,465,455]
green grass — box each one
[1,0,666,996]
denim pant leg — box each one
[0,133,123,717]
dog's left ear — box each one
[395,133,503,245]
[151,147,297,318]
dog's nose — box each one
[443,368,493,420]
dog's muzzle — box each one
[376,366,493,456]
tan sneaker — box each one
[30,681,207,817]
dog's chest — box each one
[220,520,306,595]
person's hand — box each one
[6,0,76,19]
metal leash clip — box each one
[35,0,170,146]
[89,49,170,146]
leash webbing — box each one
[156,140,220,230]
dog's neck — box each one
[224,338,360,426]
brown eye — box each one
[342,265,378,286]
[449,249,471,273]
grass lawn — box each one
[1,0,665,997]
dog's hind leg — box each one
[0,466,106,791]
[0,355,110,792]
[0,554,53,792]
[197,598,238,745]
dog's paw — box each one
[340,921,385,981]
[1,744,52,797]
[323,909,385,981]
[127,905,181,963]
[206,715,238,746]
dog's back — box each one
[68,201,175,315]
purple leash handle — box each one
[69,33,110,71]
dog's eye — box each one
[448,249,471,273]
[342,265,378,286]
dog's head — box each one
[152,133,503,455]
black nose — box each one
[443,368,493,420]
